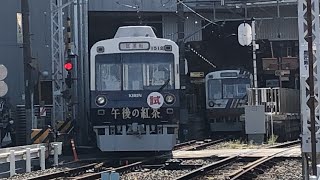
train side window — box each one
[95,55,121,91]
[157,126,163,134]
[215,118,224,123]
[139,124,146,135]
[150,125,157,134]
[126,125,133,135]
[97,128,105,135]
[167,127,175,134]
[116,125,122,135]
[109,126,116,135]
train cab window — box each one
[96,53,175,91]
[123,63,143,90]
[148,64,172,88]
[222,79,251,98]
[223,84,236,98]
[207,80,222,100]
[122,53,174,90]
[96,55,121,91]
[237,84,250,97]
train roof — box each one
[205,69,252,79]
[114,26,157,38]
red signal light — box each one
[64,62,73,71]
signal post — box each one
[60,16,75,143]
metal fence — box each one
[0,142,62,177]
[247,88,300,114]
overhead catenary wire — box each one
[190,47,216,68]
[177,0,220,27]
[163,0,222,40]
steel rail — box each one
[26,163,99,180]
[27,140,299,180]
[71,151,183,180]
[174,142,299,180]
[72,161,144,180]
[228,146,300,180]
[267,139,301,148]
[174,155,239,180]
[176,139,225,151]
[174,140,197,150]
[70,153,170,180]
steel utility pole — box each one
[177,1,185,77]
[251,19,258,105]
[76,0,89,145]
[21,0,33,145]
[306,0,317,175]
[177,0,187,142]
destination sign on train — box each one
[119,42,150,51]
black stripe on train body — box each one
[90,90,180,126]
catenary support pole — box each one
[306,0,317,175]
[251,19,258,105]
[21,0,33,145]
[177,0,187,142]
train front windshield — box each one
[208,78,250,99]
[95,53,175,91]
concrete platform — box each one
[173,147,301,159]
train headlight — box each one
[96,95,107,106]
[165,94,175,104]
[208,101,214,107]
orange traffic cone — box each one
[70,139,79,161]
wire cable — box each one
[177,0,219,26]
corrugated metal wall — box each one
[89,0,176,12]
[163,14,202,42]
[255,18,298,40]
[249,5,298,40]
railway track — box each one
[267,139,300,148]
[26,162,104,180]
[174,139,225,151]
[173,142,300,180]
[174,140,197,150]
[71,161,144,180]
[44,154,170,180]
[20,140,300,180]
